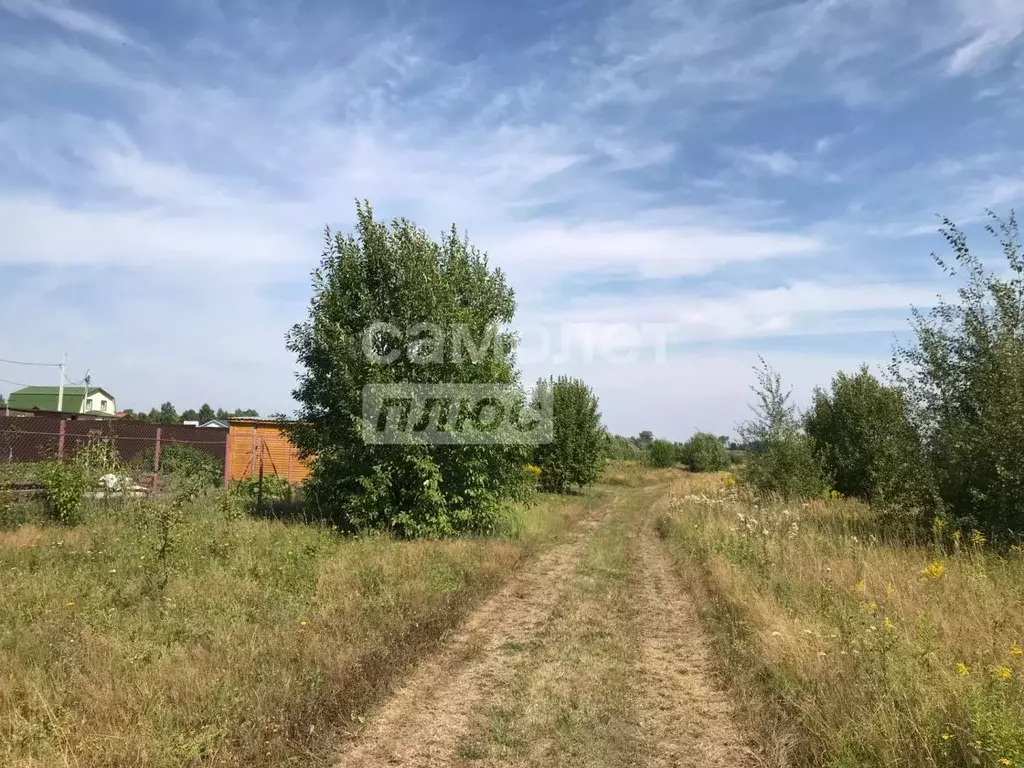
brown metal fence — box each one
[0,413,228,488]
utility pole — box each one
[57,352,66,412]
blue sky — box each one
[1,0,1022,439]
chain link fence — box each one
[0,413,228,491]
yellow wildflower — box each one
[990,665,1013,681]
[941,733,951,741]
[1011,642,1023,658]
[299,620,308,627]
[524,464,543,477]
[970,529,986,548]
[862,600,878,615]
[882,616,896,632]
[955,662,970,676]
[854,579,867,594]
[998,759,1012,767]
[921,561,946,580]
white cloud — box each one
[0,0,133,46]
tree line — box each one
[120,403,261,425]
[738,213,1024,541]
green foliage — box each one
[804,366,923,504]
[893,213,1024,536]
[739,358,826,498]
[647,439,678,468]
[39,460,91,524]
[531,376,603,493]
[603,432,647,462]
[156,443,223,487]
[679,431,730,472]
[285,202,530,537]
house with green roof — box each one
[7,386,117,416]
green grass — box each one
[0,488,587,767]
[657,473,1024,768]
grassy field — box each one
[0,486,592,768]
[657,473,1024,768]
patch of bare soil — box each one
[332,503,612,767]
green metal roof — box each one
[7,386,114,414]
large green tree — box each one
[286,202,529,537]
[531,376,603,493]
[893,213,1024,535]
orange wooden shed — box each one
[225,418,310,485]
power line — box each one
[0,376,29,388]
[0,357,61,368]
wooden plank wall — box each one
[226,420,310,484]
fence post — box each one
[57,419,67,461]
[153,427,162,490]
[254,439,265,514]
[287,449,293,485]
[250,426,256,477]
[223,427,232,488]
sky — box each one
[1,0,1023,439]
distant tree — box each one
[0,393,6,410]
[180,409,200,423]
[604,432,647,462]
[717,435,730,447]
[231,408,259,418]
[531,376,603,493]
[157,402,178,425]
[648,439,677,468]
[680,432,730,472]
[738,358,825,498]
[197,403,215,423]
[636,430,654,448]
[215,408,230,420]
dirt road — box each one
[333,482,755,767]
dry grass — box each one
[0,489,587,767]
[657,473,1024,768]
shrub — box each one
[893,213,1024,537]
[804,366,924,505]
[648,439,678,468]
[738,358,826,498]
[531,376,603,493]
[39,460,91,524]
[679,432,730,472]
[285,202,530,537]
[603,433,647,462]
[155,443,223,487]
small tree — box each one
[805,366,923,504]
[197,403,215,423]
[286,202,529,537]
[680,431,730,472]
[532,376,603,493]
[648,439,677,468]
[738,358,825,498]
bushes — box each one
[532,377,603,494]
[738,358,826,499]
[154,443,223,487]
[805,366,924,505]
[647,439,677,468]
[679,432,729,472]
